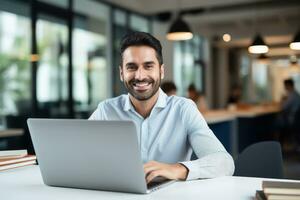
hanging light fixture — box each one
[248,34,269,54]
[289,31,300,50]
[166,17,193,41]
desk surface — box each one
[203,106,280,124]
[1,165,297,200]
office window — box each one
[73,0,110,115]
[129,14,149,32]
[174,35,204,96]
[252,61,272,103]
[240,54,251,102]
[0,3,31,115]
[112,9,128,96]
[35,15,69,117]
[239,54,272,103]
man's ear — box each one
[160,64,165,80]
[119,66,123,82]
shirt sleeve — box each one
[179,99,235,180]
[88,102,106,120]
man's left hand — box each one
[143,161,188,184]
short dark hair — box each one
[284,79,294,88]
[120,31,163,66]
[161,81,177,93]
[188,84,197,92]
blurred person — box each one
[277,79,300,149]
[281,79,300,126]
[227,85,242,111]
[161,81,177,96]
[187,84,208,113]
[227,85,241,105]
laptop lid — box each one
[27,119,149,194]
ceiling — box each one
[102,0,300,37]
[103,0,300,56]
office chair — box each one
[234,141,284,179]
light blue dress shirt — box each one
[89,89,234,180]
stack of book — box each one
[0,150,36,171]
[256,180,300,200]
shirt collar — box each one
[123,88,168,112]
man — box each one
[281,79,300,126]
[187,84,208,113]
[278,79,300,147]
[89,31,234,183]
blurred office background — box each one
[0,0,299,178]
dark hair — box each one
[188,84,197,92]
[161,81,177,93]
[120,31,163,66]
[284,79,294,88]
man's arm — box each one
[180,99,235,180]
[144,100,234,182]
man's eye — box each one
[127,66,136,70]
[145,65,153,69]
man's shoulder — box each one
[167,95,195,107]
[97,95,127,108]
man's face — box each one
[120,45,164,101]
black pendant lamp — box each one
[166,17,193,41]
[248,34,269,54]
[290,31,300,50]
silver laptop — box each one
[27,119,175,194]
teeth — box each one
[135,82,150,87]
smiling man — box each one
[89,31,234,183]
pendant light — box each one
[166,0,193,41]
[289,31,300,50]
[248,34,269,54]
[248,3,269,54]
[166,17,193,41]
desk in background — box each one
[0,165,297,200]
[204,110,238,157]
[203,105,280,157]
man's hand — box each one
[143,161,188,184]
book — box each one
[0,150,27,159]
[263,181,300,195]
[0,160,36,171]
[256,190,300,200]
[0,155,36,166]
[266,193,300,200]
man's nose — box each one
[135,68,147,80]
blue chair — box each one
[234,141,284,179]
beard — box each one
[123,76,161,101]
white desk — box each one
[1,165,297,200]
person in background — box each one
[227,85,242,105]
[161,81,177,96]
[89,31,234,183]
[187,84,208,113]
[281,79,300,128]
[278,79,300,149]
[226,85,243,111]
